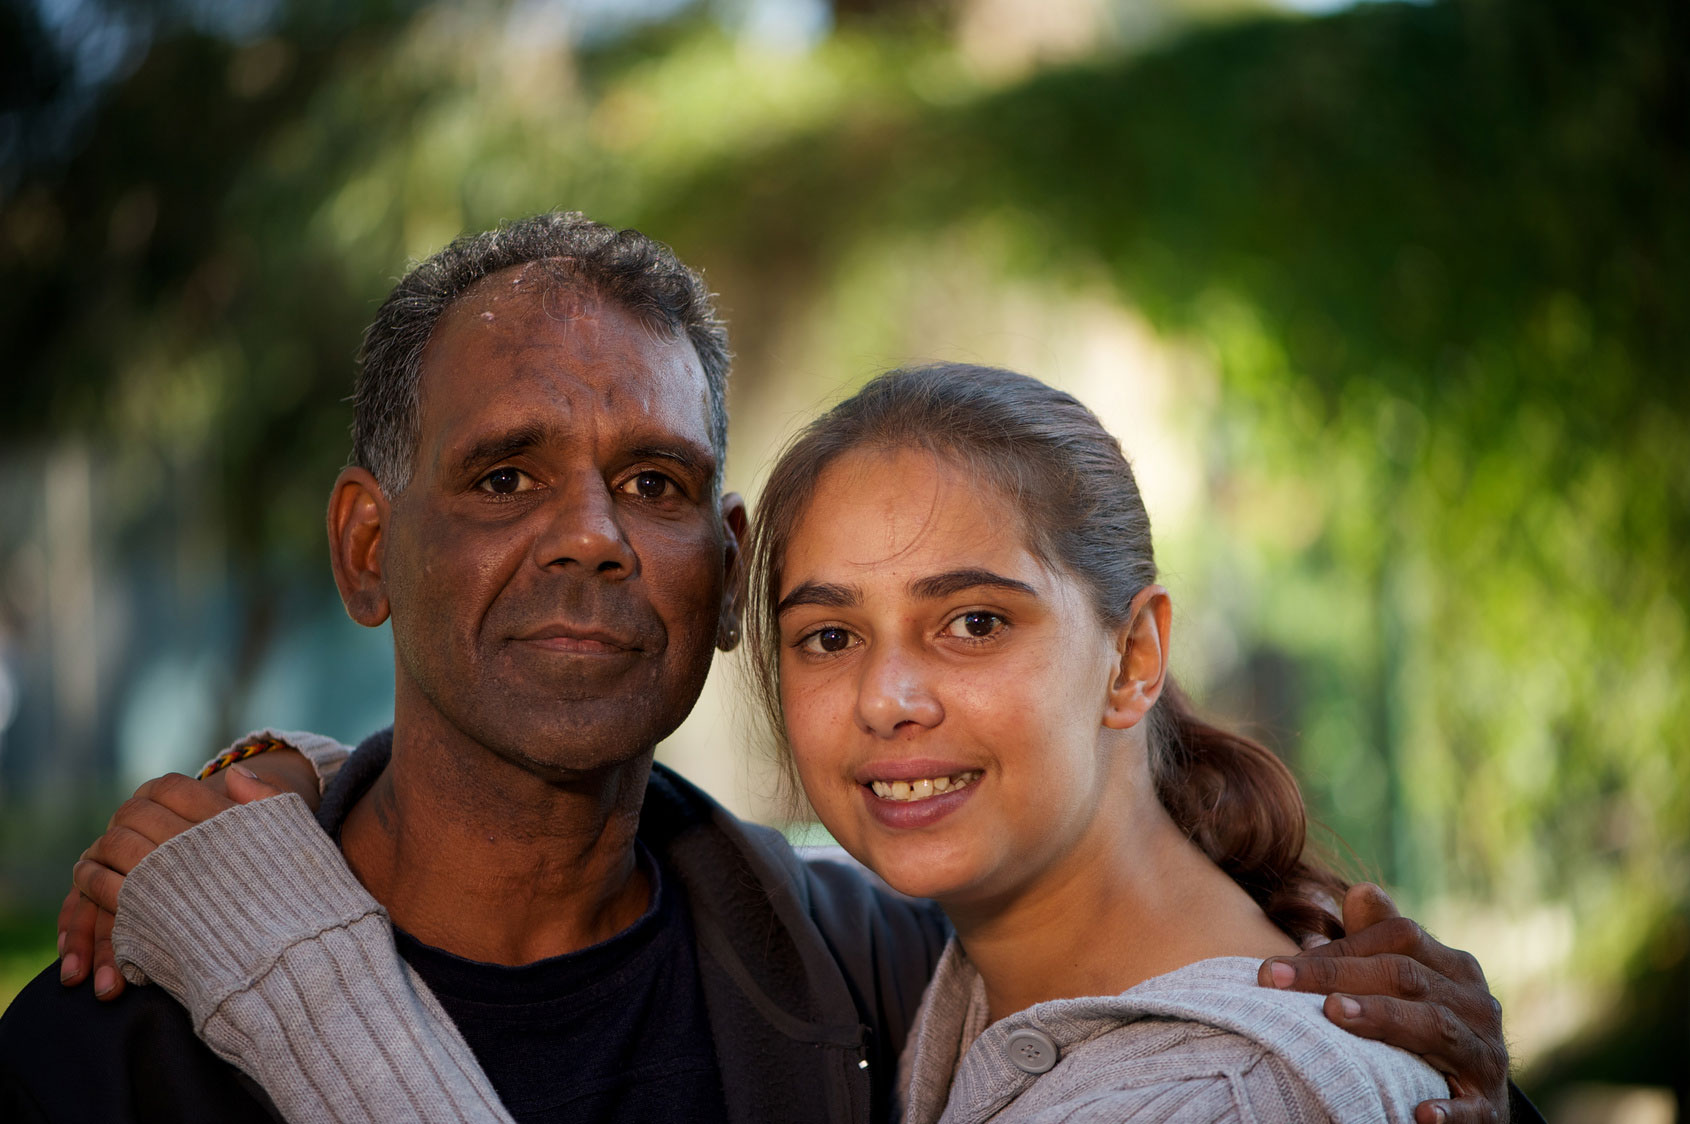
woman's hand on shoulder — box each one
[57,755,309,1001]
[1257,883,1513,1124]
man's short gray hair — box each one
[354,211,731,496]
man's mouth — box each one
[517,623,640,652]
[868,771,982,803]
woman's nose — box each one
[855,643,943,737]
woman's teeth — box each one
[869,772,982,802]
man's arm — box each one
[1260,883,1543,1124]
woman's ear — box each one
[327,467,392,628]
[716,492,749,652]
[1104,585,1172,730]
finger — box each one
[72,857,129,915]
[1262,951,1503,1054]
[223,764,288,805]
[85,820,181,874]
[237,751,321,805]
[1321,993,1506,1091]
[199,767,233,799]
[92,906,125,1001]
[1290,913,1482,987]
[133,772,235,824]
[55,884,80,957]
[1262,950,1460,1007]
[57,888,96,986]
[1416,1096,1501,1124]
[1340,882,1401,932]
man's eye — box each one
[622,471,676,499]
[800,627,858,654]
[479,467,533,495]
[944,611,1006,640]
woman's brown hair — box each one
[743,362,1347,942]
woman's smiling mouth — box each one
[868,771,982,802]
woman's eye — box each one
[945,611,1006,640]
[479,467,532,495]
[800,627,858,654]
[622,471,676,499]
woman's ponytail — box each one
[1151,679,1347,942]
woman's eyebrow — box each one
[777,581,860,615]
[909,569,1038,601]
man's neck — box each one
[339,721,654,966]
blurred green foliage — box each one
[2,0,1685,1093]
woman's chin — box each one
[863,848,983,905]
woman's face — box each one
[776,446,1142,909]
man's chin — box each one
[495,739,659,783]
[456,700,686,782]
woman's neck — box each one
[946,791,1300,1024]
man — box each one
[0,213,1527,1123]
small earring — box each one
[719,623,740,650]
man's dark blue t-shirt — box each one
[393,843,726,1122]
[321,732,728,1124]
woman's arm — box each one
[110,790,513,1123]
[59,730,346,1001]
[58,736,516,1122]
[67,769,514,1123]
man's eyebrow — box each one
[776,581,860,616]
[908,568,1039,601]
[454,423,553,475]
[628,440,715,478]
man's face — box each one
[380,265,733,776]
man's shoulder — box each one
[0,961,278,1123]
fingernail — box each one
[1431,1107,1447,1122]
[233,765,258,779]
[1337,994,1362,1019]
[59,953,80,982]
[1269,960,1295,988]
[94,966,116,996]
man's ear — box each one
[1104,584,1172,730]
[716,492,749,652]
[327,467,392,627]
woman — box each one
[738,363,1440,1120]
[66,364,1446,1120]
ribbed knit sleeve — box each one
[111,794,514,1124]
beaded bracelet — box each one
[196,735,293,780]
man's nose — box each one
[855,641,943,738]
[532,479,638,576]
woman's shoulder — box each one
[944,957,1445,1124]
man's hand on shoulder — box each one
[58,757,306,1002]
[1258,883,1513,1124]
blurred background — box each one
[1,0,1685,1115]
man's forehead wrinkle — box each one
[416,278,715,474]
